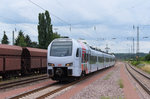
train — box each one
[0,44,47,79]
[47,38,116,81]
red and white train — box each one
[47,38,115,81]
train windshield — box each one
[50,41,72,57]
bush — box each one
[145,54,150,61]
[131,61,140,66]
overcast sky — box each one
[0,0,150,53]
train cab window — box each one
[76,48,79,57]
[50,41,72,57]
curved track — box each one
[125,63,150,95]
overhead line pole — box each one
[12,31,14,45]
[137,26,139,59]
[132,38,135,59]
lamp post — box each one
[127,37,135,54]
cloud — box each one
[0,0,150,53]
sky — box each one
[0,0,150,53]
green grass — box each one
[100,96,124,99]
[100,96,110,99]
[118,96,124,99]
[118,79,124,88]
[131,61,141,66]
[103,72,113,80]
[140,61,150,64]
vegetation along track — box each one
[0,74,48,90]
[126,63,150,95]
[9,67,113,99]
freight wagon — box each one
[0,44,47,79]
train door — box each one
[103,55,106,68]
[81,49,88,74]
[88,50,91,73]
[76,48,81,69]
[101,54,104,69]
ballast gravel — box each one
[71,66,124,99]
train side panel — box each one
[30,57,41,69]
[5,57,21,71]
[0,57,3,72]
[97,52,104,70]
[0,44,22,78]
[42,58,47,68]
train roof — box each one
[51,38,115,57]
[52,38,72,42]
[23,47,47,57]
[0,44,22,55]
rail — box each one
[10,67,113,99]
[0,74,48,90]
[125,63,150,95]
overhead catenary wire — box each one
[55,0,65,9]
[28,0,71,26]
[28,0,96,34]
[28,0,108,47]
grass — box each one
[140,65,150,74]
[100,96,124,99]
[118,79,124,88]
[131,61,141,66]
[140,61,150,64]
[100,96,110,99]
[103,72,113,80]
[139,61,150,74]
[118,96,124,99]
[130,61,150,74]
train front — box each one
[47,38,78,81]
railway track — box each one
[0,74,48,90]
[125,63,150,95]
[9,67,113,99]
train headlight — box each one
[65,62,73,67]
[48,63,55,66]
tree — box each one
[25,35,32,47]
[145,54,150,61]
[15,30,27,47]
[1,31,9,44]
[45,10,53,47]
[30,41,38,48]
[38,13,46,49]
[18,36,27,47]
[53,32,61,39]
[38,10,60,49]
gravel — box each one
[70,66,124,99]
